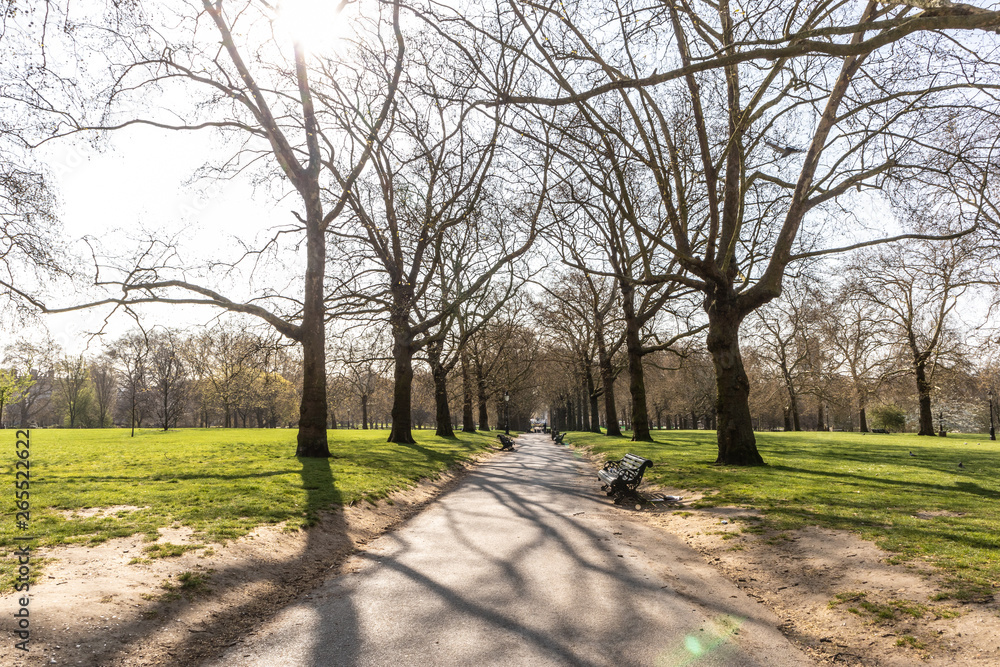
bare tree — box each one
[147,329,188,431]
[21,0,407,456]
[851,237,990,435]
[107,331,149,436]
[821,282,898,432]
[0,2,67,315]
[89,358,117,427]
[55,354,91,428]
[326,37,552,443]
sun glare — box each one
[274,0,348,55]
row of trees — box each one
[3,1,1000,464]
[0,326,299,431]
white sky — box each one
[26,124,297,354]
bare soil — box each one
[4,447,999,666]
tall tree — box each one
[107,331,149,436]
[0,1,67,314]
[821,283,897,432]
[55,354,91,428]
[23,0,407,456]
[89,359,117,427]
[147,329,188,431]
[327,36,552,443]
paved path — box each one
[210,434,814,666]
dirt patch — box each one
[56,506,148,520]
[637,501,1000,665]
[0,452,496,667]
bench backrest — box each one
[621,453,653,472]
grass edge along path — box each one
[1,428,500,591]
[564,429,1000,603]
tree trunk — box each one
[817,402,826,431]
[858,400,868,433]
[361,394,369,430]
[914,360,935,436]
[596,329,622,437]
[781,366,801,431]
[476,360,489,431]
[296,220,331,457]
[387,297,417,443]
[461,353,476,432]
[620,282,652,441]
[586,366,601,433]
[706,299,765,466]
[429,342,454,438]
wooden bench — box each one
[498,434,515,451]
[871,428,890,434]
[598,453,653,504]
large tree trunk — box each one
[296,220,331,457]
[461,353,476,432]
[429,342,454,438]
[858,399,868,433]
[914,360,935,436]
[361,394,369,430]
[620,283,652,441]
[388,319,416,444]
[706,299,764,466]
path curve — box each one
[208,433,815,666]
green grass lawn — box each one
[565,429,1000,602]
[1,428,498,590]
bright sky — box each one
[5,0,354,355]
[30,126,294,353]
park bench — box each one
[871,428,890,434]
[554,432,566,444]
[598,453,653,505]
[498,434,516,451]
[550,429,560,441]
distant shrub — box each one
[870,405,906,432]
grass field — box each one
[565,429,1000,602]
[1,428,498,590]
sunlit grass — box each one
[1,428,498,590]
[566,429,1000,601]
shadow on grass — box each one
[769,464,1000,500]
[86,454,360,666]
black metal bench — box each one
[498,434,515,450]
[871,428,890,434]
[554,432,566,444]
[598,453,653,504]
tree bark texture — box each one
[296,221,331,457]
[915,361,935,436]
[620,283,652,441]
[706,301,764,466]
[429,342,454,438]
[388,317,416,443]
[461,353,476,432]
